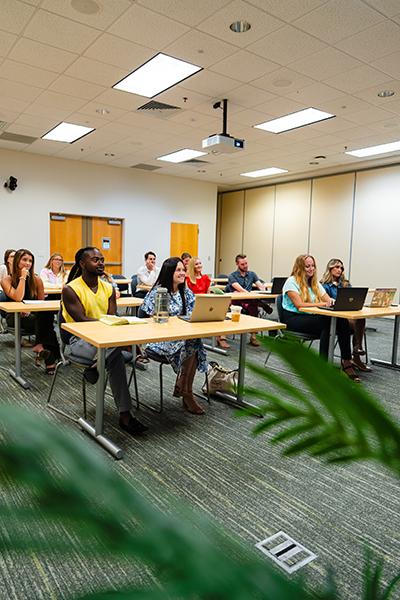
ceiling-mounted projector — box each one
[202,99,245,153]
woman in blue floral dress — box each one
[142,257,207,414]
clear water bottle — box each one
[153,287,169,323]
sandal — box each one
[353,347,366,356]
[46,364,56,375]
[217,337,230,349]
[352,356,372,372]
[341,361,361,383]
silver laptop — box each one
[179,294,231,322]
[366,288,397,308]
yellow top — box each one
[62,276,113,323]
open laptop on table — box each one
[319,287,368,311]
[365,288,397,308]
[250,277,287,295]
[179,294,231,322]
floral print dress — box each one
[142,287,207,374]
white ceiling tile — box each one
[247,25,326,65]
[49,75,106,100]
[289,47,363,81]
[352,80,400,105]
[314,95,375,115]
[226,84,278,108]
[361,0,400,17]
[0,0,35,35]
[0,139,28,151]
[164,30,239,69]
[4,122,42,137]
[0,95,30,114]
[25,139,66,156]
[343,106,396,125]
[25,103,74,121]
[40,0,132,30]
[0,31,17,58]
[91,89,145,111]
[13,113,60,131]
[136,0,232,26]
[179,70,240,96]
[33,90,87,112]
[252,67,315,95]
[245,0,328,22]
[285,82,345,104]
[9,38,78,73]
[210,50,279,83]
[309,117,362,134]
[253,96,308,116]
[78,101,128,123]
[324,65,391,94]
[372,50,400,79]
[24,9,100,53]
[109,4,189,49]
[196,0,284,48]
[337,20,400,63]
[228,107,273,127]
[0,78,43,103]
[367,97,400,115]
[0,59,57,88]
[293,0,384,44]
[156,86,211,110]
[65,57,126,87]
[84,34,153,70]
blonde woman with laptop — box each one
[282,255,359,381]
[321,258,370,372]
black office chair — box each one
[264,295,319,366]
[131,307,209,413]
[112,274,130,296]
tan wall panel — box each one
[309,173,354,276]
[351,166,400,289]
[273,180,311,277]
[217,191,244,276]
[243,187,275,281]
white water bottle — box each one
[153,287,169,323]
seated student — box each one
[321,258,370,373]
[142,257,207,415]
[186,257,229,350]
[62,247,147,436]
[0,248,15,300]
[226,254,271,347]
[40,253,68,287]
[181,252,192,272]
[282,254,359,382]
[2,248,60,373]
[136,251,160,298]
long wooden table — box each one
[62,314,285,459]
[0,297,143,388]
[300,305,400,367]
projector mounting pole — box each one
[213,99,229,135]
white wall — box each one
[0,149,218,276]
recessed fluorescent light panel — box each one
[113,53,202,98]
[254,108,335,134]
[42,122,95,143]
[240,167,288,178]
[157,149,207,163]
[345,140,400,158]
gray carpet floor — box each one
[0,310,399,599]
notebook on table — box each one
[179,294,231,323]
[365,288,397,308]
[319,287,368,311]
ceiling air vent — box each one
[0,121,8,130]
[182,159,209,165]
[0,132,37,144]
[130,163,161,171]
[137,100,181,119]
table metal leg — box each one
[214,332,259,411]
[9,313,30,389]
[328,317,337,363]
[78,347,124,459]
[371,315,400,370]
[204,336,227,356]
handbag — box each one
[203,361,238,395]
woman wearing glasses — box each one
[321,258,370,372]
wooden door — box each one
[50,214,83,268]
[170,222,198,258]
[91,217,123,275]
[217,191,244,276]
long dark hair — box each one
[67,246,97,283]
[155,257,187,315]
[11,249,37,298]
[3,248,15,275]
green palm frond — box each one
[242,336,400,476]
[363,550,400,599]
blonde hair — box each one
[321,258,349,287]
[45,253,66,277]
[186,257,200,285]
[291,254,324,302]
